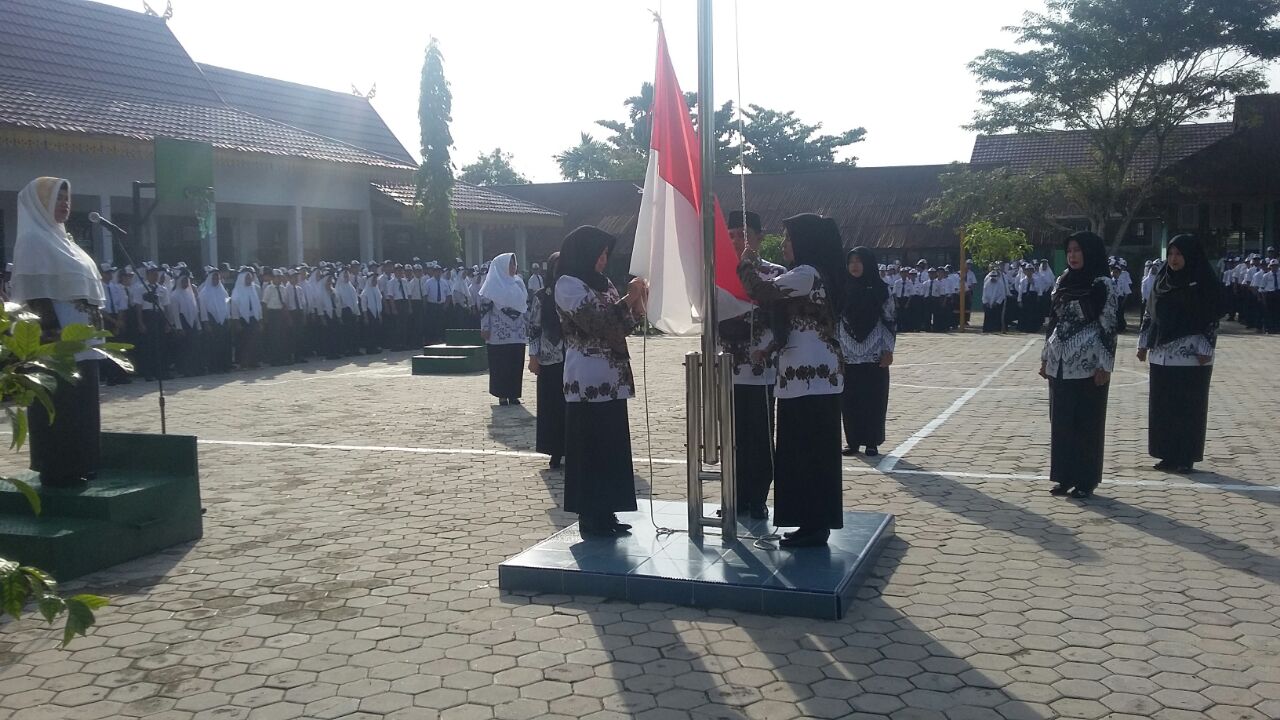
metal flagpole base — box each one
[685,351,737,542]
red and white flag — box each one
[630,25,752,337]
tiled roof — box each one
[970,122,1235,177]
[374,182,564,218]
[200,64,416,166]
[0,0,415,170]
[0,76,413,169]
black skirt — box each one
[733,384,774,508]
[487,343,525,398]
[1049,376,1109,492]
[536,361,566,458]
[841,362,889,449]
[982,302,1004,332]
[563,399,637,516]
[29,360,101,487]
[774,393,843,529]
[1149,363,1212,464]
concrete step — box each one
[445,328,484,346]
[412,354,487,375]
[422,343,487,360]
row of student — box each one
[1222,251,1280,333]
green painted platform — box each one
[0,432,202,580]
[412,329,489,375]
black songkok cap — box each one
[727,210,762,233]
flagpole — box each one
[697,0,719,467]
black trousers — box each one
[563,400,637,518]
[363,313,383,353]
[265,308,290,365]
[1149,364,1212,465]
[536,361,566,459]
[424,302,446,346]
[236,317,261,368]
[982,303,1004,332]
[204,320,233,372]
[1049,376,1109,492]
[841,363,889,450]
[733,384,775,509]
[341,309,360,354]
[774,393,843,529]
[487,343,524,399]
[395,300,412,349]
[29,360,100,486]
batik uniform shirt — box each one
[737,260,843,399]
[479,299,527,345]
[837,296,897,365]
[526,291,565,365]
[1137,312,1216,367]
[720,259,785,386]
[1042,276,1119,379]
[555,275,637,403]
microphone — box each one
[88,212,128,236]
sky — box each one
[99,0,1280,182]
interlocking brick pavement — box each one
[1,325,1277,720]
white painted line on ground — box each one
[877,337,1040,473]
[198,439,1280,493]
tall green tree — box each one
[739,105,866,173]
[970,0,1280,252]
[459,148,528,186]
[414,37,461,262]
[554,133,616,181]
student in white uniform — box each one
[982,263,1009,333]
[838,246,896,459]
[479,252,529,405]
[359,271,384,354]
[166,269,202,376]
[1137,235,1220,473]
[198,268,233,374]
[230,267,263,369]
[335,269,362,355]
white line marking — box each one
[197,439,1280,493]
[877,337,1040,472]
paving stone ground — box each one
[1,319,1278,720]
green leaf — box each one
[6,407,28,452]
[9,321,41,359]
[37,593,65,623]
[59,324,96,343]
[1,564,29,619]
[1,476,40,515]
[60,594,108,647]
[20,566,54,591]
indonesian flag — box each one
[630,26,752,337]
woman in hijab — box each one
[335,269,362,356]
[1137,235,1221,473]
[527,252,567,469]
[230,267,263,369]
[10,177,107,487]
[737,213,845,548]
[479,252,529,405]
[198,269,232,373]
[1040,231,1118,499]
[982,263,1009,333]
[359,271,384,354]
[166,269,203,376]
[555,226,647,538]
[838,246,896,458]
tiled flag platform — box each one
[499,500,894,620]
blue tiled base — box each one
[499,500,894,620]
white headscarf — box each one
[11,177,105,306]
[335,270,360,312]
[198,272,230,324]
[230,271,262,321]
[478,252,527,313]
[168,274,201,328]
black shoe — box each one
[1069,488,1093,499]
[782,529,800,540]
[510,398,522,405]
[499,398,509,406]
[1153,460,1176,471]
[749,503,768,520]
[1175,464,1194,473]
[841,447,857,457]
[780,527,829,549]
[549,455,562,470]
[607,513,632,531]
[1049,484,1073,496]
[864,446,880,457]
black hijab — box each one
[1150,234,1221,345]
[558,225,616,293]
[1052,231,1109,323]
[539,251,562,346]
[841,246,891,342]
[774,213,845,347]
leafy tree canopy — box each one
[459,148,528,186]
[414,37,461,262]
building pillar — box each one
[146,221,159,262]
[463,225,474,267]
[239,215,258,266]
[477,226,485,265]
[359,209,374,263]
[515,226,528,272]
[97,195,114,266]
[289,205,304,265]
[372,218,384,262]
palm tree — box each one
[554,133,615,181]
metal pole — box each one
[717,351,737,541]
[685,351,704,540]
[697,0,719,466]
[958,231,967,329]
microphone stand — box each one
[96,222,170,434]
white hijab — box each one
[478,252,527,313]
[11,177,105,306]
[198,273,230,324]
[168,276,200,327]
[335,271,360,312]
[231,271,262,320]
